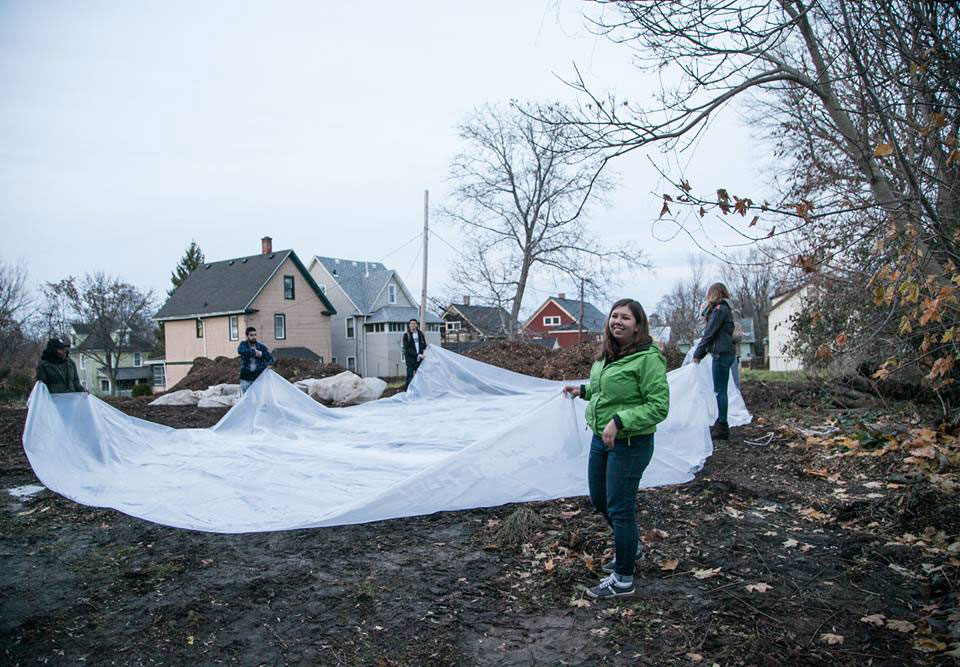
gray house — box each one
[308,256,442,378]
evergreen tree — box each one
[168,241,205,297]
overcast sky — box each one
[0,0,763,319]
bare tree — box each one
[40,273,155,396]
[720,248,787,357]
[443,103,643,336]
[533,0,959,410]
[656,255,711,346]
[0,257,36,377]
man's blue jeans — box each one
[713,353,736,424]
[588,433,655,577]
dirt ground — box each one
[2,380,959,665]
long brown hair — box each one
[706,282,731,307]
[597,299,653,362]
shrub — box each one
[131,383,153,398]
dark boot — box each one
[710,421,729,440]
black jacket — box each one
[693,299,736,361]
[36,356,85,393]
[402,330,427,366]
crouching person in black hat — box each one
[36,338,85,393]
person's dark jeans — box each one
[588,433,655,577]
[713,353,736,424]
[404,360,421,390]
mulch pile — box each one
[168,356,345,392]
[464,340,685,381]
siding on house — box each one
[308,261,362,369]
[524,301,575,336]
[767,287,807,371]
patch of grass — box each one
[494,507,545,548]
[741,369,802,382]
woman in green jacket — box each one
[563,299,669,599]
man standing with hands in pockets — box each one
[238,326,274,393]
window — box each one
[387,284,397,304]
[364,323,385,333]
[196,318,204,338]
[79,355,85,370]
[229,315,239,341]
[543,316,561,326]
[331,357,337,364]
[347,356,356,372]
[427,323,441,332]
[274,314,286,340]
[100,379,110,393]
[346,317,355,339]
[152,365,166,387]
[133,352,143,367]
[388,322,404,332]
[283,275,295,300]
[446,321,462,332]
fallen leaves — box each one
[860,613,886,626]
[886,619,916,633]
[692,567,722,580]
[782,538,799,548]
[659,559,679,572]
[820,633,844,645]
[745,582,772,593]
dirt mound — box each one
[463,341,555,377]
[168,356,345,392]
[464,340,682,380]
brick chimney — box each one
[261,236,272,255]
[558,292,566,299]
[463,295,471,306]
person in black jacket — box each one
[692,283,736,440]
[402,319,427,390]
[36,338,85,393]
[237,327,274,393]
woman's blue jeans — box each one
[587,433,655,577]
[713,353,736,424]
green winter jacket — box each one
[581,345,670,439]
[36,357,85,394]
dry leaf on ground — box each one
[693,567,722,580]
[886,619,916,633]
[745,582,772,593]
[860,613,886,626]
[659,559,679,572]
[820,633,844,645]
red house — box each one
[522,294,607,348]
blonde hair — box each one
[706,282,731,306]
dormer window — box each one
[283,276,295,300]
[388,284,397,304]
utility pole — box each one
[578,278,585,344]
[419,190,429,330]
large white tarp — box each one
[22,346,750,533]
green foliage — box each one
[131,383,153,398]
[168,241,205,297]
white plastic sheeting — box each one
[682,339,752,427]
[22,346,750,533]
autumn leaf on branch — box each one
[874,143,894,157]
[749,215,759,227]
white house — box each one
[767,285,810,371]
[308,256,442,378]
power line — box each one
[375,232,423,265]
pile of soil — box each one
[464,340,684,381]
[463,341,555,377]
[168,356,345,392]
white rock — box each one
[197,393,239,408]
[149,389,202,406]
[360,377,387,403]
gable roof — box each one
[524,296,606,332]
[312,256,400,314]
[76,329,155,353]
[444,303,512,336]
[155,250,335,321]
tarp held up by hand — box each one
[22,346,750,533]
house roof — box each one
[769,284,807,312]
[444,303,512,336]
[155,250,335,321]
[365,305,442,324]
[76,329,154,353]
[312,256,399,314]
[525,296,606,331]
[651,325,672,344]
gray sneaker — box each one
[586,574,635,599]
[601,558,616,574]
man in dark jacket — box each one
[237,327,274,393]
[402,319,427,391]
[36,338,85,393]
